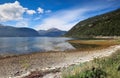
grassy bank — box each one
[62,50,120,78]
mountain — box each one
[0,25,39,37]
[38,28,67,37]
[65,9,120,38]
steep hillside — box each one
[65,9,120,38]
[0,25,39,37]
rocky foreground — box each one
[0,44,120,78]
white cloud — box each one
[16,21,28,27]
[0,1,26,22]
[26,10,36,15]
[45,10,52,13]
[0,1,36,22]
[37,8,51,14]
[35,8,90,31]
[37,7,44,14]
[34,17,41,21]
[35,2,117,31]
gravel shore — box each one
[0,45,120,78]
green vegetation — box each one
[65,9,120,38]
[62,50,120,78]
[19,59,30,70]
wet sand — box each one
[0,45,120,78]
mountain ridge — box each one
[0,25,40,37]
[38,28,67,37]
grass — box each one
[62,50,120,78]
[19,59,30,70]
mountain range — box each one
[38,28,67,37]
[65,8,120,38]
[0,24,66,37]
[0,24,39,37]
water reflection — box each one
[0,37,75,55]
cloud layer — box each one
[0,1,51,22]
[0,1,26,22]
[35,1,120,31]
[35,8,87,31]
[26,10,36,15]
[37,7,44,14]
[0,1,38,22]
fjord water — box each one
[0,37,75,55]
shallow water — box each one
[0,37,75,55]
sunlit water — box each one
[0,37,75,55]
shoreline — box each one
[0,45,118,78]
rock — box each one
[117,65,120,71]
[14,71,21,76]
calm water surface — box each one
[0,37,75,55]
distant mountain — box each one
[65,9,120,38]
[0,24,39,37]
[38,28,67,37]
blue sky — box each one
[0,0,120,31]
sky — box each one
[0,0,120,31]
